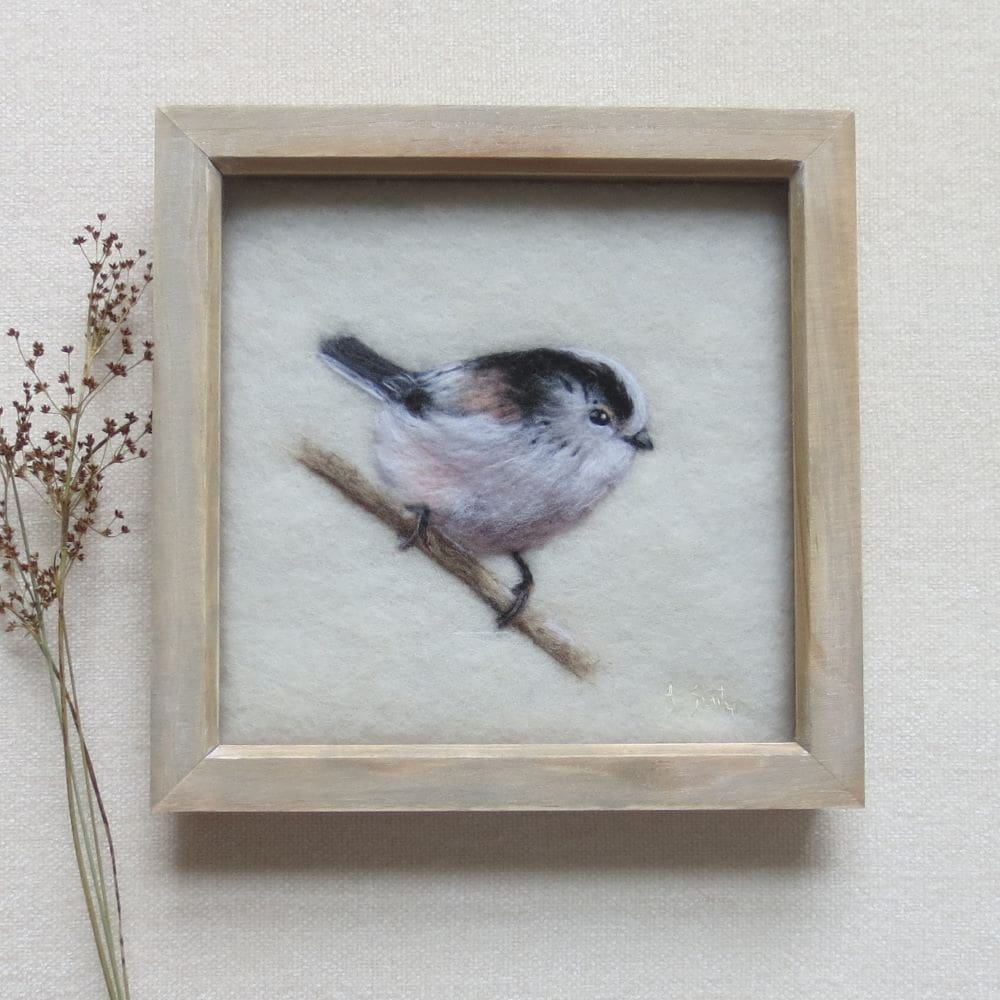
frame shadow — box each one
[173,809,821,875]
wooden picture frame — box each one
[151,106,861,811]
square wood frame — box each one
[152,106,862,811]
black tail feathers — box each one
[318,334,412,401]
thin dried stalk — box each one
[297,441,596,678]
[2,216,151,1000]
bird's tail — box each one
[318,333,412,402]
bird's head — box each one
[555,348,652,454]
[470,347,652,461]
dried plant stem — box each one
[6,471,129,997]
[2,217,150,1000]
[58,610,129,999]
[297,441,596,678]
[9,478,130,1000]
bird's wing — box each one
[414,364,525,423]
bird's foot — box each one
[398,506,430,550]
[496,581,531,628]
[496,552,534,628]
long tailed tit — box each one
[319,334,653,626]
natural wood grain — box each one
[788,114,863,800]
[296,441,596,678]
[160,105,850,179]
[153,741,858,812]
[150,111,223,807]
[151,105,863,811]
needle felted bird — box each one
[319,333,653,627]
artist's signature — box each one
[665,683,740,716]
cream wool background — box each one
[220,178,792,745]
[1,2,998,999]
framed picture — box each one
[151,106,861,811]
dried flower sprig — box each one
[2,215,152,1000]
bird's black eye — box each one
[589,408,611,426]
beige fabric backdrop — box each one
[1,2,997,998]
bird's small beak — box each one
[628,428,653,450]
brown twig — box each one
[297,441,596,678]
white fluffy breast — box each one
[371,406,635,554]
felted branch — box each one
[297,441,596,678]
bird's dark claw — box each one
[496,552,534,628]
[399,506,430,550]
[496,582,531,628]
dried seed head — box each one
[0,216,154,636]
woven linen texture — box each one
[1,2,997,997]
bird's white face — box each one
[535,349,652,462]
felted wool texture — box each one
[2,2,999,999]
[219,178,792,745]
